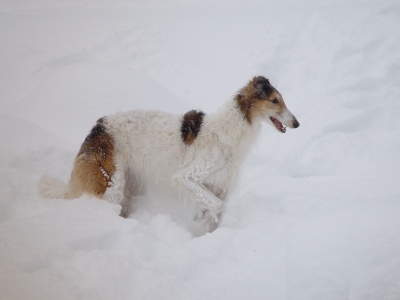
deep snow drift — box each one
[1,0,400,299]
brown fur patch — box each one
[181,110,205,145]
[69,118,115,198]
[235,76,286,124]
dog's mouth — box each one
[270,117,286,133]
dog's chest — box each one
[203,154,236,192]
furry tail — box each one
[38,176,69,199]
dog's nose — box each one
[292,119,300,128]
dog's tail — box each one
[38,176,69,199]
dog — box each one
[39,76,299,233]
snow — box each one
[1,0,400,299]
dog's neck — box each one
[206,99,263,161]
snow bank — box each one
[1,0,400,299]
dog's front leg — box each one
[182,161,224,232]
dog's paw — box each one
[194,209,206,221]
[194,209,221,224]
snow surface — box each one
[1,0,400,299]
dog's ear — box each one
[253,76,271,95]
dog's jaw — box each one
[270,116,287,133]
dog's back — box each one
[105,110,185,179]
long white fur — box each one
[101,100,262,232]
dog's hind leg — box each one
[68,118,116,199]
[68,153,113,199]
[103,164,145,218]
[103,164,129,217]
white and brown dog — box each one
[39,76,299,232]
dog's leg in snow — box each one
[181,161,224,232]
[102,164,129,217]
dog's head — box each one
[235,76,299,133]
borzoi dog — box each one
[39,76,299,233]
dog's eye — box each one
[272,99,279,104]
